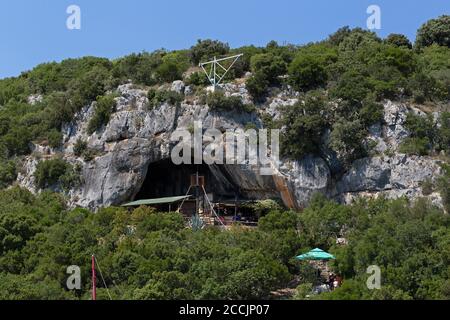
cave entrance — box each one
[133,159,258,225]
[135,159,238,201]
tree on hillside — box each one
[415,15,450,48]
[385,33,412,49]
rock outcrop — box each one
[17,82,446,210]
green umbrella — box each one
[296,248,335,261]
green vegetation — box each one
[280,91,329,158]
[205,91,255,113]
[247,52,288,100]
[0,160,17,189]
[147,89,184,110]
[415,15,450,48]
[73,138,88,157]
[437,164,450,212]
[0,187,448,300]
[189,39,230,65]
[316,197,450,300]
[0,17,447,185]
[398,112,450,156]
[34,158,80,190]
[385,33,412,49]
[87,94,117,134]
[186,71,210,87]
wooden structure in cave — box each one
[122,171,258,227]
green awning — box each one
[121,195,191,207]
[296,248,335,261]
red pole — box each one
[91,254,96,301]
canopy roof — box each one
[296,248,336,261]
[121,195,191,207]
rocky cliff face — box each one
[17,81,445,210]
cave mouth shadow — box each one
[134,158,241,202]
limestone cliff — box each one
[16,81,446,210]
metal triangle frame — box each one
[199,53,243,91]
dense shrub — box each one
[47,129,63,149]
[186,71,209,86]
[189,39,230,65]
[245,53,287,100]
[205,91,255,113]
[250,53,287,85]
[281,92,329,158]
[399,137,430,156]
[147,89,184,110]
[437,164,450,212]
[338,28,381,53]
[385,33,412,49]
[34,158,76,189]
[68,65,113,110]
[0,161,17,189]
[87,94,117,134]
[415,15,450,48]
[437,112,450,153]
[329,119,367,164]
[288,54,328,91]
[0,186,447,299]
[245,71,269,101]
[73,138,88,157]
[399,112,436,155]
[156,60,183,83]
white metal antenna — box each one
[199,53,243,91]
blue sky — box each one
[0,0,448,78]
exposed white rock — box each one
[27,94,43,105]
[171,80,185,94]
[16,157,39,194]
[16,85,448,210]
[280,156,331,208]
[335,154,443,207]
[383,101,410,149]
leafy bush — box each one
[399,112,436,155]
[155,60,183,83]
[250,53,287,85]
[87,94,116,134]
[437,112,450,153]
[415,15,450,48]
[68,65,112,110]
[0,161,17,189]
[420,178,434,196]
[385,33,412,49]
[330,70,371,105]
[437,164,450,212]
[338,28,381,53]
[399,137,430,156]
[34,158,73,189]
[245,53,288,101]
[189,39,230,65]
[281,92,329,159]
[47,129,63,149]
[288,54,328,91]
[112,51,163,86]
[147,89,184,110]
[73,138,88,157]
[205,91,255,113]
[247,199,282,218]
[414,44,450,102]
[245,71,269,101]
[186,71,209,86]
[330,119,367,164]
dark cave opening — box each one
[134,158,241,202]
